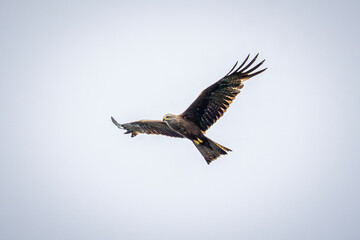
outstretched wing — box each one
[111,117,184,138]
[181,54,266,132]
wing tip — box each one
[111,116,123,129]
[242,68,267,82]
[225,53,266,78]
[237,54,267,79]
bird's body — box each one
[163,114,203,141]
[160,113,231,163]
[111,54,267,164]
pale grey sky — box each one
[1,0,360,239]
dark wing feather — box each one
[181,54,267,132]
[111,117,184,138]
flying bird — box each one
[111,54,266,164]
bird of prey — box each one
[111,54,266,164]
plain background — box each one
[1,0,360,239]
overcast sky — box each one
[1,0,360,239]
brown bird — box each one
[111,54,267,164]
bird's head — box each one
[163,113,175,122]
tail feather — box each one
[193,137,231,164]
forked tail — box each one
[193,137,232,164]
